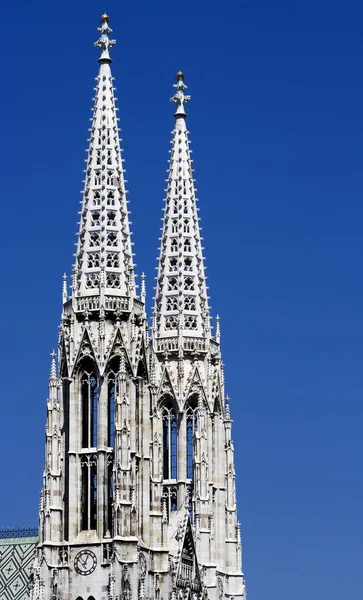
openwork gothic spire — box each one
[72,15,135,302]
[153,72,210,340]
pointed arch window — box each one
[184,277,194,291]
[171,239,178,253]
[94,172,101,186]
[162,402,178,480]
[107,211,116,226]
[184,239,191,253]
[81,370,98,448]
[169,258,178,272]
[183,219,190,233]
[107,369,118,448]
[107,191,115,206]
[168,277,178,291]
[81,454,97,530]
[92,191,101,206]
[186,398,198,480]
[171,219,178,234]
[107,232,118,247]
[184,257,193,272]
[90,211,101,227]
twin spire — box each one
[73,14,134,301]
[71,16,211,342]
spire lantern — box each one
[95,13,116,62]
[171,70,191,117]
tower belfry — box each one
[30,15,246,600]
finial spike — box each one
[225,395,231,420]
[170,71,191,117]
[215,314,220,344]
[50,350,57,381]
[62,273,67,304]
[95,14,116,62]
[141,272,146,304]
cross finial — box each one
[95,13,116,62]
[171,71,191,117]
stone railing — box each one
[155,337,207,353]
[74,295,131,313]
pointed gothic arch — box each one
[78,357,99,449]
[185,395,198,481]
[159,395,178,481]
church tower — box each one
[30,15,246,600]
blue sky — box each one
[0,1,362,598]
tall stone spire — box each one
[73,14,135,302]
[153,72,210,341]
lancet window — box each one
[186,397,198,480]
[171,239,178,253]
[92,191,101,206]
[107,232,118,247]
[183,219,190,233]
[107,211,116,226]
[107,171,114,185]
[169,258,178,272]
[184,257,193,272]
[173,200,178,214]
[94,172,101,186]
[90,211,101,227]
[171,219,178,233]
[184,277,194,291]
[107,149,112,165]
[168,277,178,291]
[81,454,97,530]
[161,400,178,480]
[89,232,100,247]
[107,191,115,206]
[162,484,177,517]
[81,369,98,448]
[184,239,191,253]
[96,150,101,165]
[107,367,118,447]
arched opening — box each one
[81,454,97,531]
[161,398,178,480]
[186,396,198,480]
[80,361,98,449]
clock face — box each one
[74,549,97,576]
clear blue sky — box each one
[0,1,362,598]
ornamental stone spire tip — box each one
[171,70,191,117]
[95,13,116,62]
